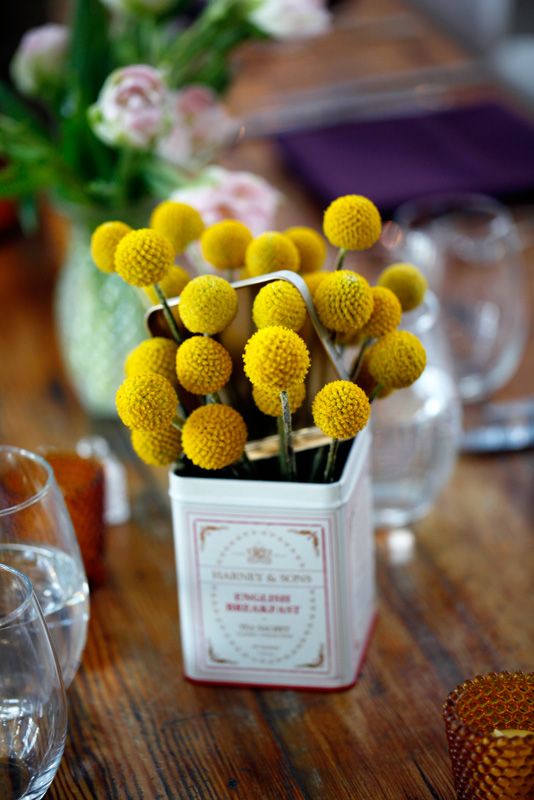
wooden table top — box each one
[1,3,533,799]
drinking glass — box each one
[0,563,67,800]
[371,292,462,529]
[394,193,529,403]
[0,446,89,688]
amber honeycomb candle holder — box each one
[443,671,534,799]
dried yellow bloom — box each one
[179,274,238,335]
[90,220,131,273]
[323,195,381,250]
[114,228,174,287]
[377,262,427,312]
[176,336,233,395]
[284,226,327,273]
[252,382,306,417]
[116,373,177,431]
[354,349,393,399]
[131,426,182,466]
[144,265,190,304]
[302,271,328,299]
[125,337,178,384]
[182,404,247,470]
[246,232,300,277]
[312,380,370,440]
[200,220,253,271]
[368,330,426,389]
[252,280,307,331]
[149,200,205,254]
[243,326,310,390]
[314,270,373,333]
[360,286,402,338]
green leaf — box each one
[0,80,46,134]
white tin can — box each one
[169,429,375,690]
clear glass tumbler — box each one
[394,193,529,403]
[0,446,89,688]
[371,292,462,529]
[0,563,67,800]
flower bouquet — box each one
[91,193,428,688]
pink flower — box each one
[157,85,238,170]
[249,0,331,40]
[171,166,281,236]
[89,65,171,150]
[11,24,69,96]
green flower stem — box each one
[279,390,297,481]
[334,248,347,271]
[154,283,183,345]
[350,336,373,382]
[310,443,327,482]
[323,439,340,483]
[172,414,184,431]
[369,383,384,403]
[206,392,221,404]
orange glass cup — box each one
[44,451,106,586]
[443,671,534,799]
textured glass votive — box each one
[443,672,534,799]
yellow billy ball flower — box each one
[125,337,178,384]
[368,330,426,389]
[377,262,427,312]
[323,195,381,251]
[314,270,373,334]
[252,280,307,331]
[116,373,177,431]
[131,425,182,467]
[90,220,131,273]
[200,220,253,271]
[144,265,190,304]
[149,200,205,254]
[243,326,310,390]
[284,226,327,273]
[312,380,370,440]
[178,274,238,335]
[302,271,328,299]
[246,232,300,277]
[252,381,306,417]
[114,228,174,287]
[176,336,233,395]
[360,286,402,338]
[354,349,393,399]
[182,404,248,470]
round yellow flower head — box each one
[200,220,253,271]
[182,404,248,470]
[243,326,310,390]
[354,349,393,399]
[302,271,328,299]
[360,286,402,338]
[368,330,426,389]
[176,336,233,395]
[314,270,373,334]
[245,232,300,277]
[284,226,327,273]
[323,195,381,251]
[144,265,190,304]
[312,380,370,440]
[114,228,174,288]
[91,220,131,273]
[149,200,205,254]
[125,337,178,384]
[252,381,306,417]
[377,262,427,312]
[131,425,182,467]
[178,274,238,335]
[252,280,307,331]
[116,373,177,431]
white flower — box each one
[157,85,238,170]
[249,0,331,40]
[11,24,69,97]
[89,65,171,150]
[100,0,176,14]
[171,166,281,236]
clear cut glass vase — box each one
[53,205,148,418]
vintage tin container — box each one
[169,428,375,690]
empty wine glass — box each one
[0,563,67,800]
[0,446,89,688]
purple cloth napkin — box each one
[276,103,534,213]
